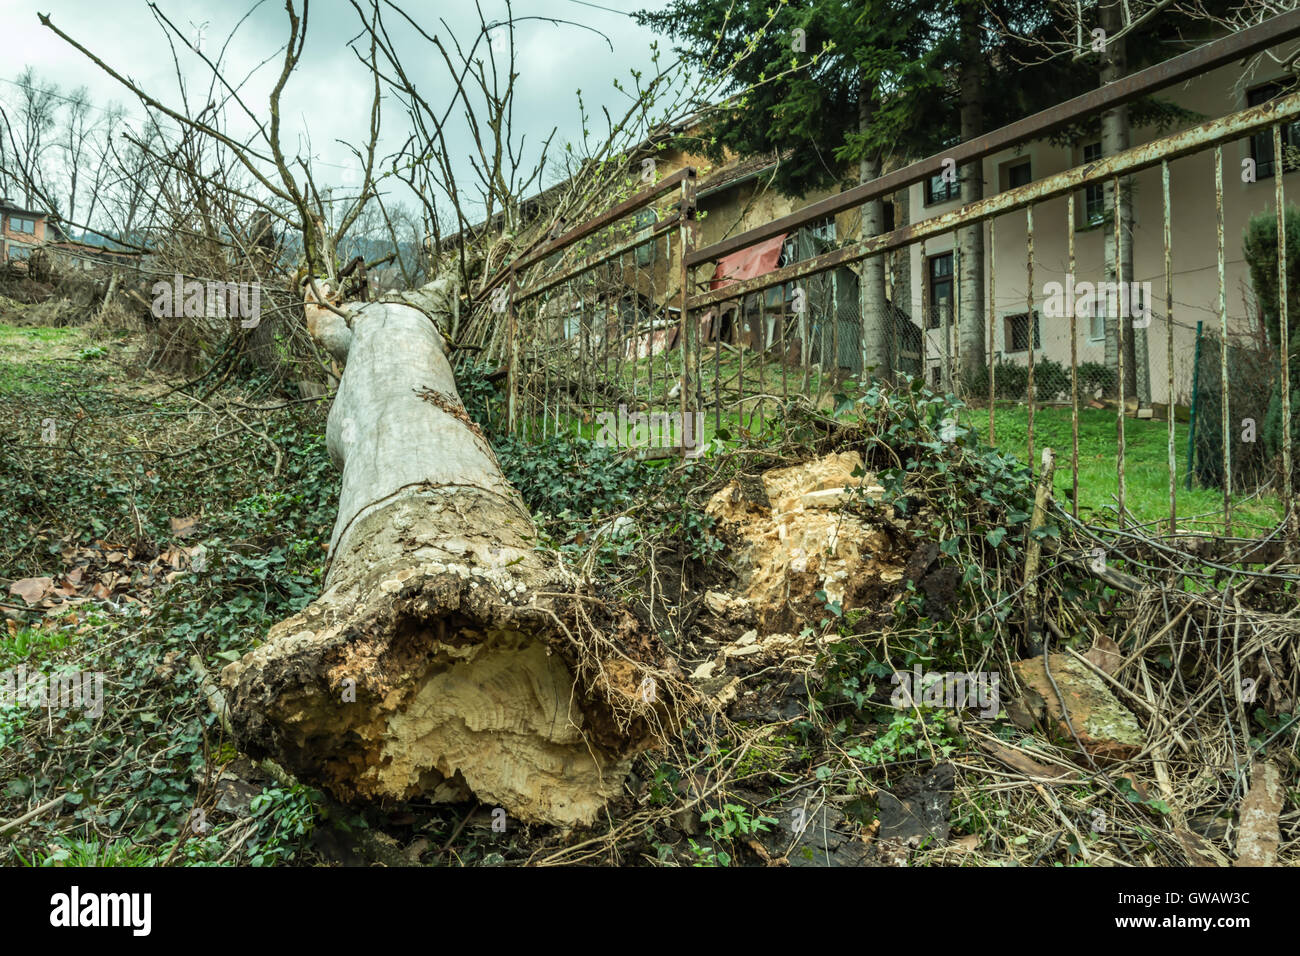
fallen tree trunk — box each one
[220,278,639,825]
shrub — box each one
[1243,203,1300,348]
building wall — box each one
[0,210,48,263]
[904,58,1299,406]
[551,61,1296,404]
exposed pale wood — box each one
[1235,761,1283,867]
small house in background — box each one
[47,236,143,272]
[0,198,49,265]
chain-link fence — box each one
[1190,328,1279,493]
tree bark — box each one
[1100,0,1145,402]
[957,0,987,391]
[858,77,890,381]
[220,279,646,825]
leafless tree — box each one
[1,67,62,209]
[56,85,98,226]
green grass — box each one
[0,323,79,345]
[515,387,1282,534]
[17,836,160,867]
[0,323,90,394]
[0,625,75,668]
[503,344,1284,533]
[963,404,1283,532]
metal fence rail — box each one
[488,12,1300,548]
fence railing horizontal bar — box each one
[516,215,678,302]
[686,92,1300,310]
[685,10,1300,268]
[510,166,695,274]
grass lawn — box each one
[504,344,1284,533]
[962,403,1283,533]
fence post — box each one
[1069,178,1080,520]
[1274,125,1295,549]
[506,268,518,435]
[988,218,996,445]
[1114,175,1127,529]
[1163,158,1176,534]
[950,243,959,394]
[1187,320,1203,490]
[1216,145,1231,534]
[1027,204,1036,479]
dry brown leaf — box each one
[9,577,54,605]
[169,515,200,537]
[1085,635,1123,676]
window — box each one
[1007,160,1032,189]
[783,215,843,268]
[1249,82,1300,179]
[927,253,953,330]
[925,172,960,206]
[810,216,837,243]
[1082,142,1105,226]
[8,244,30,260]
[9,216,36,234]
[1005,311,1040,352]
[632,208,658,267]
[1089,307,1106,342]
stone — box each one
[1011,654,1145,762]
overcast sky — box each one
[0,0,677,219]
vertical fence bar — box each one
[780,282,789,406]
[920,238,929,384]
[1115,175,1127,528]
[711,301,720,432]
[1163,158,1177,534]
[506,269,518,435]
[1068,182,1080,519]
[554,291,562,436]
[1275,124,1295,546]
[574,279,584,436]
[945,246,953,393]
[890,254,900,387]
[738,296,747,431]
[1188,320,1203,491]
[624,257,637,410]
[602,273,610,416]
[758,290,767,433]
[884,251,893,385]
[1027,204,1036,479]
[543,294,553,438]
[680,170,696,458]
[795,273,806,392]
[952,243,960,395]
[988,218,996,445]
[714,301,722,433]
[1216,145,1232,534]
[830,272,839,398]
[647,241,657,427]
[609,264,620,413]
